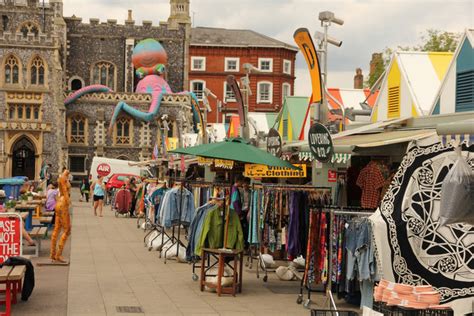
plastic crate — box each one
[311,310,358,316]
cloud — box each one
[62,0,472,95]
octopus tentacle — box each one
[64,85,113,105]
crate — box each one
[311,310,358,316]
[372,302,454,316]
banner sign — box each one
[266,128,282,157]
[197,157,213,166]
[308,123,333,163]
[214,159,234,169]
[0,213,22,263]
[244,164,306,178]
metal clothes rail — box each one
[297,206,375,310]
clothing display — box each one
[186,202,215,261]
[158,186,195,228]
[356,161,385,209]
[195,206,244,256]
[114,188,132,214]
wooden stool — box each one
[200,248,243,296]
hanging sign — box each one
[266,128,282,157]
[308,123,333,163]
[0,213,22,263]
[328,170,337,182]
[244,164,306,178]
[214,159,234,169]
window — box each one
[7,104,41,121]
[225,57,239,72]
[258,58,273,72]
[69,156,86,173]
[224,82,236,102]
[115,117,133,145]
[30,56,45,86]
[282,83,291,103]
[4,55,20,85]
[68,115,87,144]
[71,79,83,91]
[19,21,39,38]
[91,61,116,90]
[257,81,273,103]
[283,59,291,75]
[190,80,205,101]
[191,57,206,71]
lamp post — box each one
[315,11,344,126]
[241,63,263,141]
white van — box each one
[89,157,153,182]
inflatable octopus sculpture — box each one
[65,38,203,135]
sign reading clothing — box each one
[244,164,306,178]
[308,123,333,163]
[0,214,22,263]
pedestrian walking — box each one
[91,176,106,217]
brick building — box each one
[0,0,193,180]
[189,27,298,123]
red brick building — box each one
[189,27,298,123]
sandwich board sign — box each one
[0,213,22,263]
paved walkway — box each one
[12,191,358,315]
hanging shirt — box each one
[356,161,385,209]
[45,189,58,211]
[230,185,242,216]
[158,187,195,228]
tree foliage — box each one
[365,29,460,88]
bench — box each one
[0,265,26,316]
[26,227,48,257]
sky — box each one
[63,0,473,96]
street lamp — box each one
[315,11,344,125]
[240,63,264,140]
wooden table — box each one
[200,248,243,296]
[0,265,26,316]
[14,205,36,231]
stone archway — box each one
[11,137,36,180]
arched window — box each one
[30,56,45,86]
[19,21,39,38]
[68,115,88,144]
[4,55,20,85]
[114,117,133,145]
[91,61,116,90]
[71,79,82,91]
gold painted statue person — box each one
[50,168,72,263]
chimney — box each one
[125,9,135,26]
[354,68,363,89]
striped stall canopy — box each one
[440,134,474,147]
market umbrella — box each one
[170,137,298,169]
[170,137,299,249]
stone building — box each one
[0,0,193,180]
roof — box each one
[429,28,474,115]
[191,27,298,51]
[333,129,436,148]
[327,88,379,123]
[396,51,453,114]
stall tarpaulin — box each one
[371,135,473,315]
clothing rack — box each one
[249,184,332,282]
[162,181,187,263]
[297,206,375,310]
[187,181,232,281]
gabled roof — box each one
[191,27,298,51]
[429,28,474,114]
[327,88,378,123]
[396,51,452,114]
